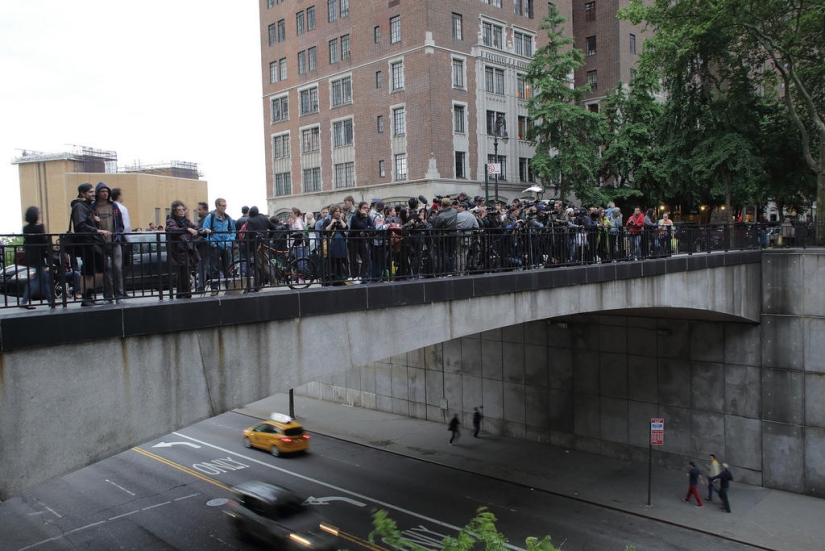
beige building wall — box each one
[17,159,208,235]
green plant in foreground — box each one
[369,506,635,550]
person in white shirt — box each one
[111,188,131,242]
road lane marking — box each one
[108,510,138,521]
[170,431,524,551]
[131,447,232,492]
[142,501,171,511]
[152,441,201,449]
[105,479,135,496]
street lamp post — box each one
[493,114,509,204]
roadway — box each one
[0,409,762,551]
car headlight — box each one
[288,533,313,546]
[319,522,339,536]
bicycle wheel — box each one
[284,257,315,289]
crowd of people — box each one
[14,185,785,308]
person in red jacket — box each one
[626,207,645,260]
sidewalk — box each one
[237,394,823,551]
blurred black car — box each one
[224,481,338,550]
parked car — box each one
[242,413,311,457]
[0,265,40,298]
[224,481,338,550]
[123,233,190,292]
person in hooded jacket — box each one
[71,183,111,306]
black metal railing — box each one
[0,222,813,310]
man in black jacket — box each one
[71,183,112,306]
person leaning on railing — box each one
[166,200,210,299]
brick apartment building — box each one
[258,0,637,216]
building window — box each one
[587,103,599,113]
[297,11,305,35]
[307,6,316,30]
[328,0,337,22]
[453,105,465,133]
[630,33,636,54]
[519,157,534,182]
[298,51,306,74]
[376,70,383,88]
[268,0,275,8]
[300,87,319,115]
[486,110,505,135]
[455,152,466,179]
[302,127,320,153]
[379,159,385,177]
[394,153,407,180]
[485,66,505,95]
[374,26,380,43]
[585,1,595,22]
[514,32,533,56]
[329,40,338,64]
[526,0,534,17]
[341,34,350,60]
[340,0,349,18]
[515,0,523,15]
[587,70,598,90]
[482,22,503,49]
[335,162,355,188]
[275,172,292,196]
[278,19,286,42]
[586,36,597,56]
[630,68,637,82]
[377,115,384,133]
[488,154,506,180]
[517,75,531,98]
[452,13,463,40]
[331,76,352,106]
[271,96,289,123]
[302,168,322,192]
[273,134,290,159]
[308,46,317,70]
[268,24,276,46]
[391,61,404,90]
[392,107,406,136]
[518,115,531,139]
[492,0,502,7]
[390,15,401,43]
[452,59,464,88]
[279,58,287,80]
[270,61,279,84]
[333,119,354,147]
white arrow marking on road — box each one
[304,496,366,507]
[152,441,202,449]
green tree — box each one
[621,0,824,236]
[369,507,637,551]
[600,69,662,205]
[525,5,607,205]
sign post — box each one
[648,418,664,505]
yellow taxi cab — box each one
[243,413,310,457]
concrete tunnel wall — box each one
[0,257,763,498]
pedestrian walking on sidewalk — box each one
[706,454,721,501]
[710,463,734,513]
[684,461,704,508]
[448,414,461,445]
[472,407,483,438]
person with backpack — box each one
[202,198,236,296]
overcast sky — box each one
[0,1,266,234]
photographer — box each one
[323,205,348,284]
